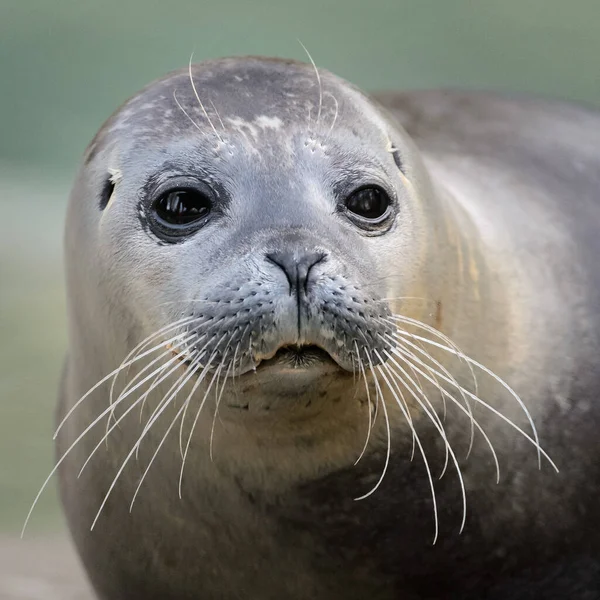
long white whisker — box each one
[112,352,185,413]
[107,343,183,441]
[372,356,440,545]
[383,350,432,468]
[385,346,501,484]
[385,343,557,472]
[354,343,374,466]
[382,330,475,458]
[298,40,322,126]
[188,54,224,143]
[405,335,469,444]
[209,99,226,131]
[137,349,205,453]
[389,327,543,468]
[354,352,391,503]
[210,349,237,461]
[129,355,209,511]
[380,354,467,535]
[179,356,224,497]
[89,352,207,531]
[54,323,193,439]
[356,331,381,425]
[85,358,187,475]
[177,333,229,458]
[386,314,479,395]
[22,367,168,537]
[117,333,203,435]
[173,89,204,133]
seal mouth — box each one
[256,344,339,369]
[167,342,343,374]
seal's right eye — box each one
[153,190,211,226]
[144,173,221,242]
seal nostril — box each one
[266,254,294,293]
[265,250,326,295]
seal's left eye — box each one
[345,186,391,221]
[153,190,211,226]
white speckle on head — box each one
[227,117,259,140]
[226,115,284,141]
[139,102,158,111]
[255,115,283,130]
[108,167,123,184]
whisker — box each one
[370,356,440,545]
[177,333,229,458]
[385,345,501,484]
[173,89,204,133]
[188,54,224,143]
[118,316,202,385]
[179,354,225,498]
[137,348,206,456]
[106,343,185,441]
[354,343,374,466]
[118,333,203,431]
[91,347,218,530]
[88,357,187,474]
[369,339,417,462]
[382,329,475,457]
[129,354,209,511]
[389,326,543,469]
[354,352,391,502]
[381,350,449,479]
[386,314,479,395]
[54,319,194,439]
[384,340,557,472]
[382,354,467,535]
[88,398,172,529]
[209,99,226,131]
[298,40,323,126]
[111,352,186,418]
[22,368,165,537]
[323,90,338,141]
[356,331,381,425]
[210,346,238,461]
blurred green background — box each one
[1,0,599,536]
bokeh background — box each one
[1,0,599,595]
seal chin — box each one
[226,344,354,410]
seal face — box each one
[42,57,600,599]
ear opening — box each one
[99,177,115,211]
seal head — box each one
[68,57,444,414]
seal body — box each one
[55,58,600,599]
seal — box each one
[30,57,600,599]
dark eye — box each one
[153,189,211,226]
[345,186,391,221]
